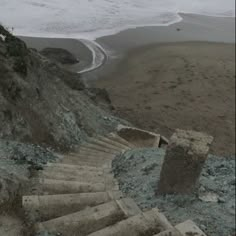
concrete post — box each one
[158,129,213,194]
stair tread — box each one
[36,199,133,236]
[77,148,118,156]
[87,137,130,151]
[95,135,133,149]
[87,208,173,236]
[45,163,105,171]
[81,141,125,153]
[63,154,114,163]
[106,132,136,148]
[175,220,207,236]
[40,169,115,182]
[22,133,196,236]
[61,158,112,168]
[23,191,123,222]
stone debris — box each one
[198,192,219,203]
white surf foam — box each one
[0,0,234,73]
[0,0,234,40]
[79,39,106,73]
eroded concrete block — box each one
[116,124,167,148]
[158,129,213,194]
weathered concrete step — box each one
[106,133,136,148]
[61,157,112,168]
[72,153,116,163]
[154,228,181,236]
[23,191,123,221]
[116,125,162,148]
[63,154,113,165]
[45,163,105,173]
[81,141,125,153]
[77,148,118,157]
[36,198,141,236]
[154,220,207,236]
[79,145,120,155]
[69,151,114,158]
[43,163,106,176]
[40,167,113,182]
[68,152,115,162]
[63,153,113,164]
[70,153,116,161]
[38,178,119,195]
[87,136,130,152]
[41,166,105,180]
[87,208,173,236]
[95,135,133,150]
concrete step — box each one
[62,153,113,164]
[67,152,115,162]
[45,163,106,173]
[40,167,114,182]
[106,132,136,148]
[87,208,173,236]
[38,178,119,195]
[65,154,114,164]
[23,191,123,221]
[79,145,120,155]
[81,141,125,153]
[36,198,141,236]
[154,220,207,236]
[68,152,114,160]
[95,135,133,150]
[43,163,106,175]
[88,136,130,152]
[154,228,181,236]
[175,220,207,236]
[116,125,162,148]
[72,153,116,163]
[80,144,122,155]
[77,148,118,157]
[61,157,112,168]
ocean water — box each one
[0,0,235,39]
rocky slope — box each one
[0,25,121,152]
[113,148,235,236]
[0,25,126,235]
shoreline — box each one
[19,13,235,76]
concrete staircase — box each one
[22,131,207,236]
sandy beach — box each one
[91,14,235,155]
[94,42,235,155]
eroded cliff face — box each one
[0,25,120,151]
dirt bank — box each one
[94,42,235,155]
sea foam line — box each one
[78,39,107,74]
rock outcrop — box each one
[40,47,79,65]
